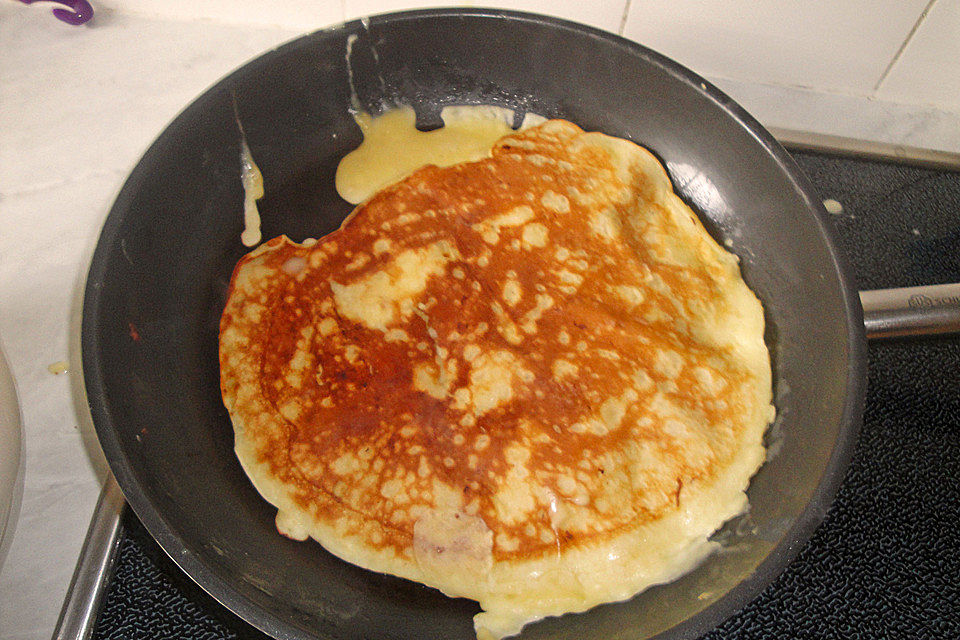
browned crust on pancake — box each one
[219,120,772,631]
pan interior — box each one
[82,10,864,640]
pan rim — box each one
[81,7,868,640]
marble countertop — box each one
[0,7,299,638]
[0,5,957,640]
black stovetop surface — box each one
[92,150,960,640]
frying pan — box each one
[80,8,890,640]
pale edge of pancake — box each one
[220,124,775,640]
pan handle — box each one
[51,472,124,640]
[860,283,960,339]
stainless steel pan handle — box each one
[51,472,124,640]
[861,283,960,339]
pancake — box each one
[219,119,775,639]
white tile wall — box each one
[100,0,344,30]
[104,1,628,34]
[877,0,960,110]
[622,0,929,94]
[90,1,960,115]
[343,0,627,33]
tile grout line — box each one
[618,0,634,35]
[873,0,938,92]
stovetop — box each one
[90,149,960,639]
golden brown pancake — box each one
[219,120,774,639]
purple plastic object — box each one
[19,0,93,25]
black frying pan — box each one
[81,9,866,640]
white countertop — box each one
[0,7,299,638]
[1,4,958,640]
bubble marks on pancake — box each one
[220,119,773,640]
